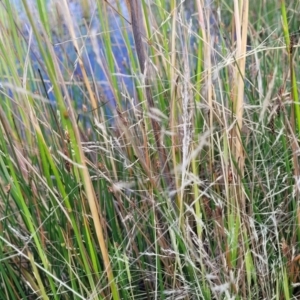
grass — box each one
[0,0,300,299]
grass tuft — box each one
[0,0,300,299]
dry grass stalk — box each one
[127,0,173,190]
[232,0,249,211]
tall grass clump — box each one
[0,0,300,298]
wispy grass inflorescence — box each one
[0,0,300,299]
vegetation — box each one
[0,0,300,298]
